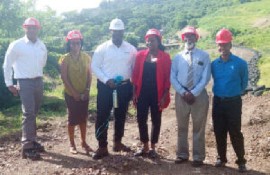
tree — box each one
[0,0,24,38]
[125,34,139,48]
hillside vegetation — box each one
[198,0,270,86]
[0,0,269,136]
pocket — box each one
[194,62,204,76]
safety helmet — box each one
[144,28,162,40]
[109,18,125,30]
[181,26,199,41]
[22,17,41,29]
[216,28,233,44]
[65,30,83,42]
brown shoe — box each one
[81,143,93,155]
[113,142,131,152]
[92,147,109,160]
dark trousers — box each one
[137,89,161,144]
[95,80,132,148]
[212,96,246,165]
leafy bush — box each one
[0,40,20,109]
[44,52,61,79]
[125,34,140,48]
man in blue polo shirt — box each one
[211,28,248,173]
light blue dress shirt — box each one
[170,48,211,96]
[211,54,248,97]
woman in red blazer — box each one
[132,29,171,158]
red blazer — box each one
[132,49,171,110]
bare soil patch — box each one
[252,16,270,28]
[0,92,269,175]
[0,48,269,175]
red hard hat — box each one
[22,17,41,29]
[216,28,233,44]
[66,30,83,42]
[181,26,199,41]
[145,28,162,40]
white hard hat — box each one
[109,18,125,30]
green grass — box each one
[89,77,98,113]
[200,0,270,29]
[198,0,270,87]
[258,56,270,86]
[0,106,22,137]
[0,77,99,138]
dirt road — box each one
[0,92,269,175]
[0,47,269,175]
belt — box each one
[118,79,130,86]
[214,95,240,101]
[98,79,130,86]
[17,77,42,80]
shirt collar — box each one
[184,47,196,55]
[109,39,124,48]
[23,35,39,44]
[218,53,233,63]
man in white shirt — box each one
[91,18,137,159]
[170,26,211,167]
[3,17,47,160]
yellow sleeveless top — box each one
[59,52,91,96]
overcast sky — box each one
[34,0,103,14]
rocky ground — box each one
[0,47,269,175]
[0,91,269,175]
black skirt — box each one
[64,93,89,126]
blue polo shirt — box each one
[211,54,248,97]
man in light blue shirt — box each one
[212,28,248,173]
[171,26,211,167]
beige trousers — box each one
[175,89,209,161]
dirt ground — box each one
[0,91,269,175]
[0,47,269,175]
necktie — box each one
[186,51,194,90]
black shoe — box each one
[33,141,45,152]
[215,159,226,167]
[22,148,41,160]
[148,150,158,159]
[92,147,109,160]
[134,149,148,157]
[192,160,204,167]
[238,164,247,173]
[175,157,188,164]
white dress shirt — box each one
[170,47,211,97]
[3,36,47,86]
[91,40,137,84]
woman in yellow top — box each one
[59,30,92,154]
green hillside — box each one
[199,0,270,86]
